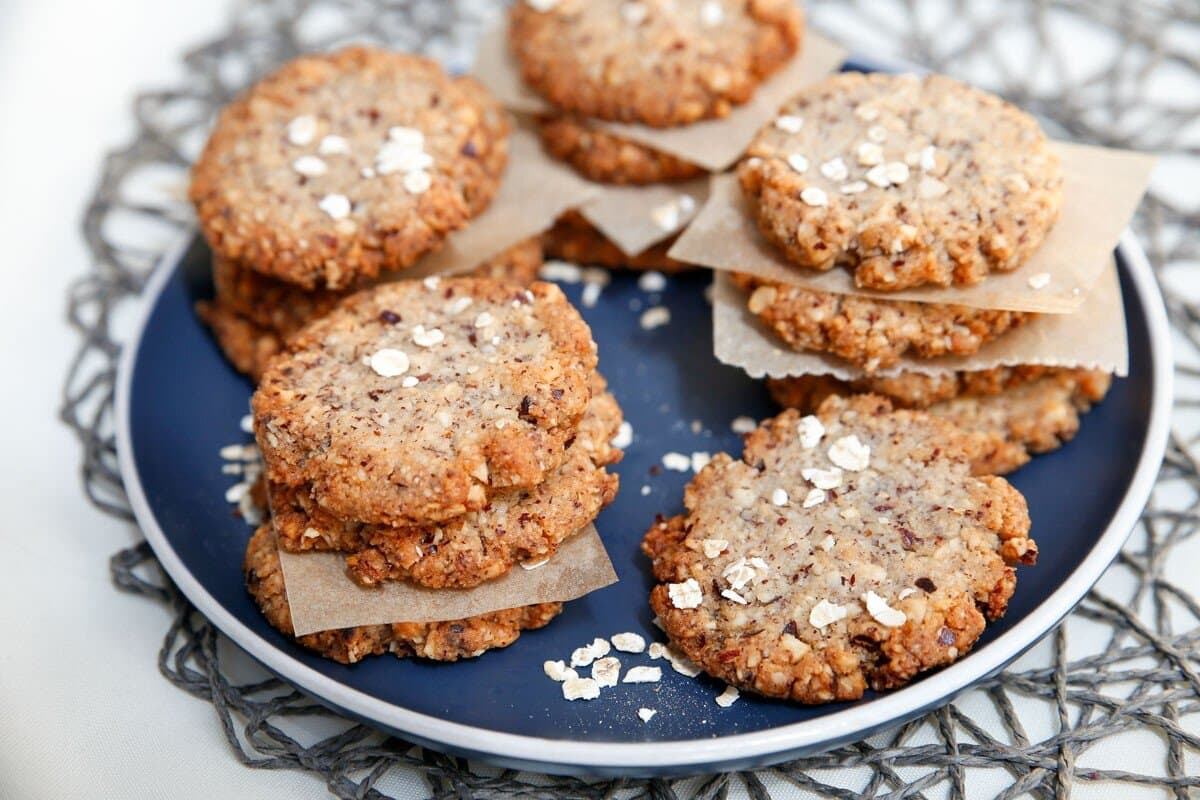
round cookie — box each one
[542,211,692,272]
[253,277,598,526]
[244,525,561,664]
[509,0,803,127]
[643,395,1037,703]
[768,367,1112,475]
[537,116,705,184]
[733,272,1031,372]
[739,73,1063,290]
[196,300,286,383]
[190,47,511,290]
[270,376,624,588]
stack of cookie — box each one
[245,276,623,664]
[190,47,544,381]
[506,0,805,270]
[731,72,1112,474]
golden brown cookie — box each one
[537,115,705,184]
[767,367,1112,475]
[253,278,598,526]
[190,47,510,290]
[542,211,692,272]
[733,273,1031,372]
[739,73,1063,290]
[643,395,1036,703]
[244,525,561,664]
[270,376,623,589]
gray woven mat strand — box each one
[62,1,1200,797]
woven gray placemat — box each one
[63,1,1200,797]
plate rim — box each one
[115,229,1172,774]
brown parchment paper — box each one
[280,524,617,637]
[408,126,599,278]
[672,145,1157,313]
[712,263,1129,380]
[578,176,710,257]
[472,22,847,172]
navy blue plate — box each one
[117,229,1171,776]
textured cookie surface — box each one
[537,115,704,184]
[244,525,561,663]
[643,395,1036,703]
[190,47,510,290]
[733,272,1030,372]
[542,211,692,272]
[768,367,1112,475]
[253,277,598,526]
[271,376,623,588]
[509,0,803,127]
[739,73,1063,290]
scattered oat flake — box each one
[638,271,667,292]
[802,488,827,508]
[701,538,729,558]
[591,657,621,687]
[809,599,847,629]
[538,260,582,283]
[581,282,602,308]
[1028,272,1051,290]
[864,591,907,627]
[544,660,575,681]
[570,637,612,668]
[731,415,757,434]
[828,435,871,471]
[368,348,409,377]
[286,115,317,146]
[715,686,740,708]
[640,485,651,496]
[611,632,646,653]
[562,677,600,701]
[647,642,667,659]
[798,415,825,448]
[239,414,254,434]
[721,589,749,605]
[800,186,828,207]
[690,452,711,473]
[611,421,633,450]
[662,452,691,472]
[774,115,803,133]
[665,647,702,677]
[771,487,789,506]
[317,194,350,219]
[668,578,703,609]
[623,666,663,684]
[637,708,657,723]
[640,306,671,330]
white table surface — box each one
[0,2,1195,799]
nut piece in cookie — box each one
[739,73,1063,290]
[643,395,1037,703]
[768,367,1112,475]
[244,525,561,663]
[509,0,803,127]
[252,277,598,526]
[733,272,1030,372]
[190,47,511,290]
[537,115,705,185]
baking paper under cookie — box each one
[279,524,617,636]
[673,145,1157,313]
[577,176,710,257]
[711,263,1128,380]
[473,22,847,172]
[409,127,599,278]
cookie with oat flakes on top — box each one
[767,366,1112,475]
[269,373,623,589]
[252,277,598,526]
[244,524,562,664]
[189,47,510,291]
[738,72,1063,290]
[643,394,1036,703]
[509,0,803,128]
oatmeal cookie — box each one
[190,47,510,290]
[196,300,285,383]
[509,0,803,127]
[537,115,705,184]
[733,272,1030,372]
[270,375,623,588]
[244,525,561,663]
[542,211,692,272]
[739,73,1063,290]
[768,367,1112,475]
[643,395,1036,703]
[253,277,598,526]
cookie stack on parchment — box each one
[726,72,1114,475]
[190,47,544,382]
[244,276,623,664]
[506,0,804,270]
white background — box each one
[0,1,1196,799]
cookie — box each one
[196,300,285,383]
[542,211,692,272]
[270,375,623,588]
[537,116,705,184]
[738,73,1063,290]
[733,272,1030,372]
[768,367,1112,475]
[244,525,561,663]
[190,47,511,291]
[509,0,803,127]
[253,277,598,526]
[643,394,1036,703]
